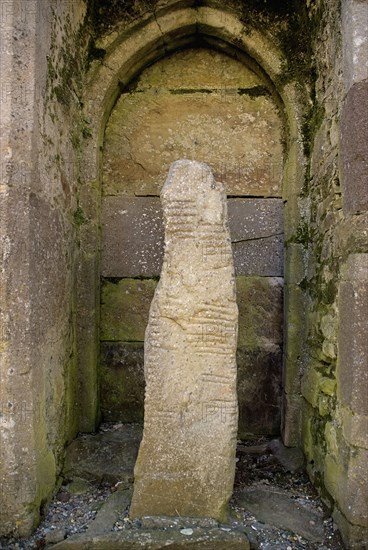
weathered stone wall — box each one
[0,0,89,536]
[100,47,285,438]
[296,0,368,546]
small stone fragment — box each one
[180,528,194,535]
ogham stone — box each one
[130,160,238,521]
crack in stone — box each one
[232,232,284,244]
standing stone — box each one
[130,160,238,521]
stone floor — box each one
[0,423,346,549]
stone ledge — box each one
[51,526,250,549]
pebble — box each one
[180,528,194,535]
[45,528,66,544]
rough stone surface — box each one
[237,277,283,348]
[324,443,368,528]
[333,508,368,550]
[237,348,282,438]
[87,488,132,535]
[63,425,142,486]
[101,279,157,341]
[267,439,305,472]
[101,198,164,278]
[228,199,283,241]
[342,0,368,91]
[337,254,368,415]
[102,48,283,198]
[52,527,250,549]
[100,343,145,422]
[341,407,368,450]
[100,341,282,438]
[234,487,324,542]
[340,81,368,214]
[130,160,238,520]
[228,199,284,276]
[100,345,282,439]
[101,198,284,277]
[0,0,88,536]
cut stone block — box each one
[337,254,368,415]
[237,277,283,349]
[99,343,282,438]
[102,48,283,198]
[130,160,238,520]
[51,527,250,549]
[342,0,368,90]
[340,81,368,214]
[101,198,283,277]
[237,347,282,437]
[101,197,164,277]
[101,279,157,342]
[234,486,324,542]
[100,343,145,422]
[63,425,142,486]
[228,198,284,276]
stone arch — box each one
[78,4,306,441]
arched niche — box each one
[78,5,306,445]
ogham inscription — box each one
[130,160,238,521]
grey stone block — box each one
[100,344,282,439]
[101,197,284,277]
[337,254,368,415]
[101,197,164,277]
[233,235,283,276]
[227,198,283,241]
[340,81,368,214]
[342,0,368,91]
[237,347,282,438]
[234,486,324,542]
[100,343,145,423]
[51,527,250,549]
[228,198,284,276]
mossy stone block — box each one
[236,276,283,349]
[301,365,324,408]
[237,347,282,438]
[100,342,145,422]
[101,279,157,342]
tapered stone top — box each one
[130,160,238,521]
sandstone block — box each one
[236,276,283,348]
[337,254,368,415]
[284,243,307,284]
[101,197,164,277]
[333,507,368,550]
[101,279,157,341]
[228,198,284,276]
[130,160,238,520]
[237,347,282,437]
[282,392,303,448]
[101,198,283,277]
[102,48,282,198]
[341,407,368,450]
[324,447,368,527]
[342,0,368,90]
[51,527,250,549]
[340,81,368,214]
[100,343,145,422]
